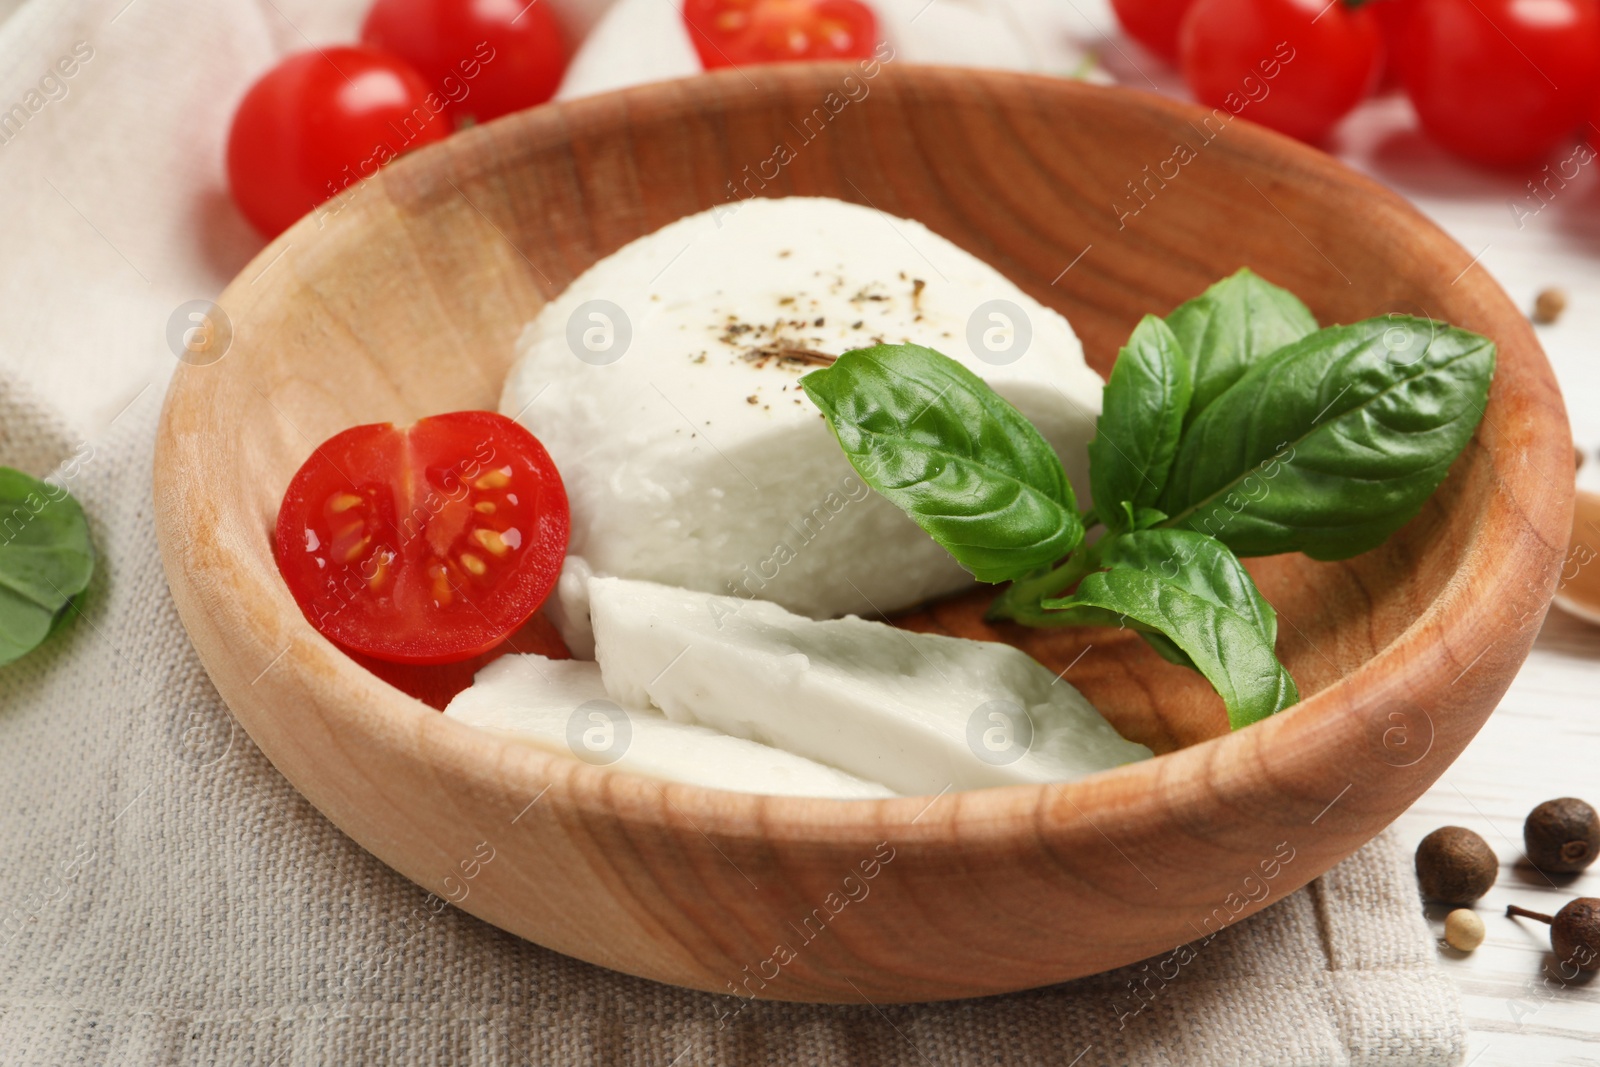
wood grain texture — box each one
[151,66,1572,1003]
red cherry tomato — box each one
[1400,0,1600,167]
[1370,0,1412,89]
[1110,0,1202,63]
[274,411,569,665]
[361,0,568,125]
[1179,0,1383,143]
[226,46,449,239]
[682,0,878,69]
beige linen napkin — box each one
[0,368,1466,1065]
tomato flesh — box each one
[275,411,569,665]
[683,0,879,69]
[227,46,450,239]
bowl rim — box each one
[157,63,1572,856]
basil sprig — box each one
[803,269,1495,731]
[0,467,94,666]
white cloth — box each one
[0,0,1467,1063]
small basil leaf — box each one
[1098,528,1276,670]
[1158,317,1494,560]
[1166,268,1317,427]
[1044,567,1298,729]
[1130,506,1168,530]
[1098,529,1276,645]
[1089,315,1191,532]
[0,468,94,667]
[801,344,1083,584]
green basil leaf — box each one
[45,591,86,641]
[1029,601,1148,630]
[1110,502,1169,532]
[1098,528,1276,670]
[1089,315,1191,532]
[1141,632,1193,667]
[1129,507,1168,530]
[0,468,94,666]
[801,343,1082,584]
[1044,566,1298,729]
[1158,317,1495,560]
[1098,529,1276,644]
[1166,268,1317,426]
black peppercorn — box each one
[1507,899,1600,973]
[1524,798,1600,874]
[1416,826,1498,904]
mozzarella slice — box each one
[502,196,1103,621]
[543,555,597,660]
[445,654,897,799]
[587,576,1152,795]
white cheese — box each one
[445,654,896,799]
[542,555,597,660]
[502,196,1103,621]
[448,654,898,798]
[587,576,1152,795]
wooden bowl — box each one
[153,66,1572,1003]
[1553,487,1600,625]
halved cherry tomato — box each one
[360,0,569,125]
[226,46,449,239]
[275,410,569,665]
[682,0,878,69]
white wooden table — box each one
[1394,611,1600,1066]
[1084,13,1600,1065]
